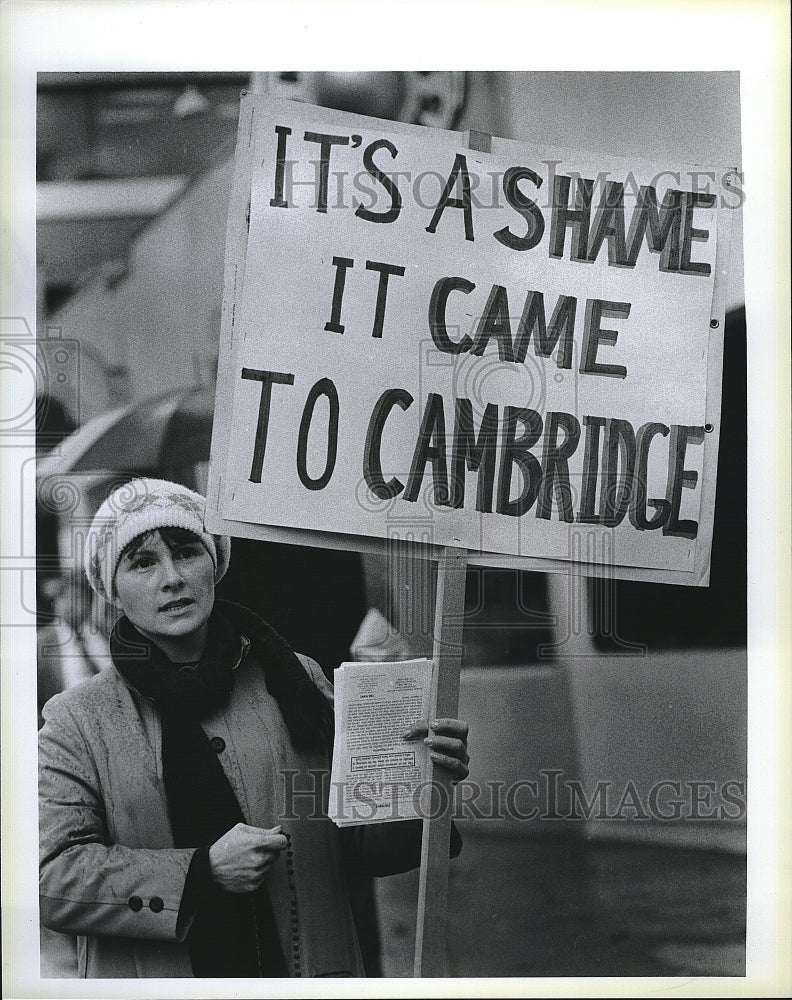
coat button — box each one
[149,897,164,913]
[128,895,143,912]
[209,736,226,753]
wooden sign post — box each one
[414,545,468,976]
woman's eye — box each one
[132,557,154,570]
[175,547,199,561]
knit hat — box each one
[84,478,231,606]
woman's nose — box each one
[160,556,184,588]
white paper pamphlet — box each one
[329,657,435,826]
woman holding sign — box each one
[38,478,468,978]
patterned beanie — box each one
[84,478,231,606]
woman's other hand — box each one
[208,823,288,893]
[403,718,470,783]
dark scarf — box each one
[110,599,334,753]
[110,600,334,977]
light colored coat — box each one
[39,647,381,978]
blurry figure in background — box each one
[349,606,412,663]
[35,396,105,725]
[36,568,112,723]
[35,472,121,727]
[38,479,469,978]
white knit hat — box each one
[84,478,231,606]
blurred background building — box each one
[35,71,746,977]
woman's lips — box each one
[159,598,194,613]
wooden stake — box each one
[413,545,468,977]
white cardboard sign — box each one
[207,96,733,585]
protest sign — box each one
[207,96,732,585]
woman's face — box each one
[114,531,215,648]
